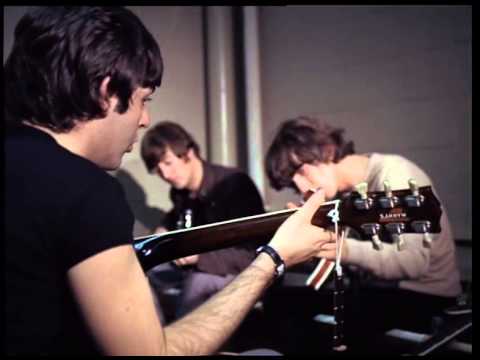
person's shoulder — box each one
[61,158,128,210]
[369,152,416,169]
[50,144,126,201]
[220,166,255,187]
[208,162,236,174]
[63,151,120,190]
[7,125,118,191]
[375,153,424,172]
[208,162,250,179]
[369,152,431,187]
[205,162,262,198]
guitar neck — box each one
[133,184,440,273]
[333,271,347,351]
[134,202,337,272]
[134,208,294,271]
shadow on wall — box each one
[114,169,166,237]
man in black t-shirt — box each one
[5,6,332,356]
[141,122,265,317]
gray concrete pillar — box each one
[205,6,238,167]
[243,6,266,198]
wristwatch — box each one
[256,245,286,279]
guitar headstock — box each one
[310,179,442,250]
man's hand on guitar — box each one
[286,201,300,209]
[285,200,341,263]
[174,254,199,267]
[268,189,333,268]
[316,234,349,262]
[153,226,168,234]
[285,188,317,209]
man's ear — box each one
[99,76,112,111]
[184,148,196,162]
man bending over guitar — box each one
[265,115,462,352]
[5,7,332,355]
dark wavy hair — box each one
[141,121,201,173]
[265,116,355,190]
[4,6,163,132]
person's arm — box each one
[164,252,276,354]
[318,232,431,280]
[68,245,167,355]
[340,155,435,280]
[317,156,438,280]
[197,246,256,275]
[69,188,330,355]
[153,226,168,234]
[173,254,199,267]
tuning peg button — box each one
[409,179,419,197]
[411,220,433,248]
[361,223,383,250]
[371,234,384,251]
[385,222,406,251]
[384,180,393,198]
[394,234,406,251]
[411,220,431,233]
[404,179,425,207]
[355,182,368,199]
[422,233,433,248]
[379,180,399,209]
[354,182,373,210]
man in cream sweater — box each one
[265,115,462,353]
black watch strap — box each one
[256,245,285,278]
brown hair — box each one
[265,116,354,190]
[141,121,200,172]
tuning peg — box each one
[384,180,393,198]
[411,220,433,248]
[404,178,424,207]
[355,182,368,200]
[409,179,419,197]
[379,180,399,209]
[361,223,383,250]
[422,233,433,248]
[386,222,406,251]
[353,182,373,210]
